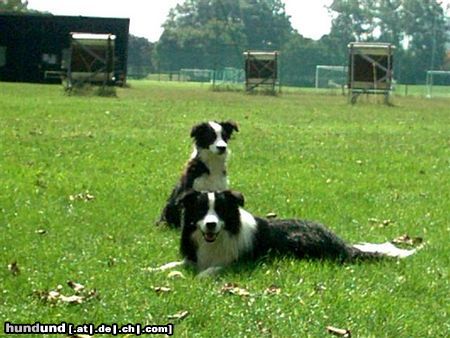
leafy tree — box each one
[154,0,447,86]
[0,0,48,14]
[324,0,447,83]
[154,0,293,71]
[0,0,29,13]
[281,34,329,86]
[127,35,155,78]
[400,0,447,82]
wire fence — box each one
[143,69,450,98]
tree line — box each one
[2,0,448,85]
[147,0,448,86]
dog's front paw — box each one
[145,261,185,272]
[196,266,223,278]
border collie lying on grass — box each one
[154,190,416,277]
[158,121,238,227]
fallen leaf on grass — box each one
[152,286,172,294]
[59,294,84,304]
[264,284,281,295]
[257,321,272,335]
[167,310,189,321]
[367,218,395,228]
[143,261,184,272]
[7,261,20,276]
[107,256,117,267]
[326,326,351,337]
[67,280,85,293]
[35,229,47,235]
[315,283,327,293]
[392,234,423,247]
[381,219,393,227]
[368,218,394,228]
[34,283,98,305]
[220,283,250,297]
[69,192,95,202]
[266,212,277,218]
[167,270,185,279]
[47,290,60,302]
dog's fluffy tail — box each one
[352,242,416,259]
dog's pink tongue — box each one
[204,233,216,242]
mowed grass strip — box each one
[1,81,449,337]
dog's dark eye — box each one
[221,131,230,142]
[195,128,216,148]
[214,196,235,218]
[183,194,209,227]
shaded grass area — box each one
[0,81,449,337]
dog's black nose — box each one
[216,146,226,153]
[205,222,217,231]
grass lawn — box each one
[1,81,449,337]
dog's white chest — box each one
[193,173,228,192]
[194,232,240,271]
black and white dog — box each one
[158,121,239,227]
[154,190,416,276]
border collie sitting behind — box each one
[154,190,416,277]
[158,121,238,227]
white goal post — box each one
[426,70,450,98]
[315,65,348,89]
[180,68,214,82]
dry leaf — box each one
[368,218,394,228]
[167,310,189,320]
[47,290,60,302]
[167,270,185,279]
[266,212,277,218]
[264,284,281,295]
[392,234,423,246]
[36,282,97,305]
[315,283,327,293]
[87,289,98,299]
[67,280,85,293]
[7,261,20,276]
[69,191,95,202]
[220,283,250,297]
[381,219,393,227]
[107,256,117,267]
[326,326,351,337]
[59,294,85,304]
[257,321,272,335]
[152,286,172,293]
[35,229,47,235]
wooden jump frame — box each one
[348,42,395,104]
[243,51,279,93]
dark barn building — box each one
[0,14,129,84]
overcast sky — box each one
[27,0,449,42]
[26,0,334,41]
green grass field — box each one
[1,81,449,337]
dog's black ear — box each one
[220,121,239,135]
[190,122,208,139]
[178,189,199,207]
[223,190,245,207]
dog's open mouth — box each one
[202,232,218,243]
